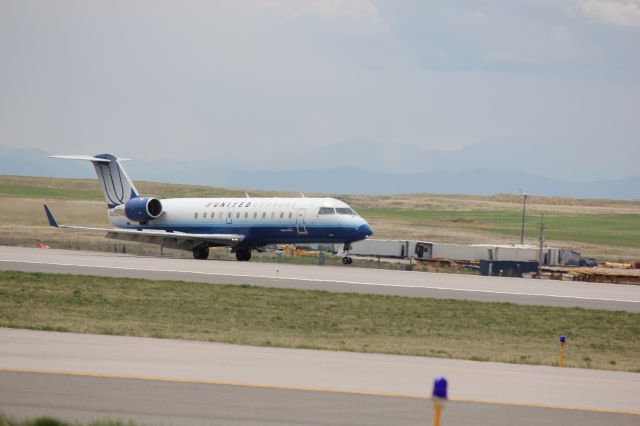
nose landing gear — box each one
[342,242,353,265]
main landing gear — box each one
[235,248,252,262]
[193,245,252,261]
[192,244,209,260]
[342,242,353,265]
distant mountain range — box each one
[1,145,638,199]
[225,167,640,199]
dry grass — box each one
[343,193,640,215]
[0,197,108,227]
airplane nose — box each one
[358,223,373,238]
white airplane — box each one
[44,154,373,263]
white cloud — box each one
[578,0,640,28]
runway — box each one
[1,328,638,425]
[1,246,639,311]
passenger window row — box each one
[194,211,296,220]
[194,207,354,219]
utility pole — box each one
[520,192,528,245]
[538,213,545,277]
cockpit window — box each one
[318,207,335,215]
[336,208,355,215]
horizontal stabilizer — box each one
[48,155,131,162]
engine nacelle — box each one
[124,197,163,223]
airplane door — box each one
[226,205,234,224]
[296,208,308,235]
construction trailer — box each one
[343,239,581,266]
[545,248,582,266]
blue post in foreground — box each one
[432,377,448,426]
[559,336,566,368]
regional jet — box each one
[44,154,373,263]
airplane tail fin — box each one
[49,154,139,208]
[43,204,59,227]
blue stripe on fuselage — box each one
[118,222,370,246]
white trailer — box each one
[342,240,581,266]
[432,243,489,261]
[345,239,413,258]
[474,244,540,262]
[348,240,490,261]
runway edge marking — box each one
[1,368,638,416]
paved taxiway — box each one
[1,246,639,311]
[1,329,638,425]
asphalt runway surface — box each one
[1,246,639,311]
[1,329,639,425]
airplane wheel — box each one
[348,257,353,264]
[193,245,209,260]
[236,249,252,261]
[342,256,349,265]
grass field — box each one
[0,184,102,201]
[360,209,640,248]
[0,175,298,200]
[1,271,638,372]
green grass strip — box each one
[1,271,639,372]
[0,414,138,426]
[360,209,640,248]
[0,184,103,201]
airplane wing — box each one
[44,205,244,249]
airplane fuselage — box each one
[109,197,373,248]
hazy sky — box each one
[1,0,639,180]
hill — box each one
[2,145,639,199]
